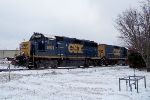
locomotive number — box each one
[114,49,120,56]
[68,43,83,53]
[47,46,54,50]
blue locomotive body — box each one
[29,33,98,58]
[13,32,128,69]
[104,44,127,58]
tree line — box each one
[115,0,150,71]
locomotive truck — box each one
[12,32,128,69]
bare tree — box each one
[115,0,150,71]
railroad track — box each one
[0,69,27,72]
[0,65,118,72]
[0,67,76,72]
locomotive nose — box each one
[11,54,28,67]
[11,57,18,66]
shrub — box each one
[128,51,146,69]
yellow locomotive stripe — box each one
[91,57,101,59]
[33,55,127,60]
[108,58,127,60]
[33,55,93,59]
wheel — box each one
[51,64,58,69]
[28,66,32,69]
[34,63,38,69]
[101,57,109,66]
[84,64,89,68]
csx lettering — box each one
[68,43,83,53]
[47,46,54,50]
[114,49,120,56]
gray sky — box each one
[0,0,142,50]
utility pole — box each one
[147,0,150,70]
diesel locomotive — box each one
[12,32,128,69]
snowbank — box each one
[0,65,150,100]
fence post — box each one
[144,76,146,88]
[129,75,130,86]
[126,80,128,91]
[119,78,121,91]
[137,79,138,93]
[8,63,10,81]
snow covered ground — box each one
[0,65,150,100]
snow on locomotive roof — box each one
[43,34,56,39]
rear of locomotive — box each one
[98,44,128,66]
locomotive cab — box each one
[24,33,56,68]
[26,33,57,69]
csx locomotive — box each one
[13,32,128,69]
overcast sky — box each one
[0,0,142,50]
